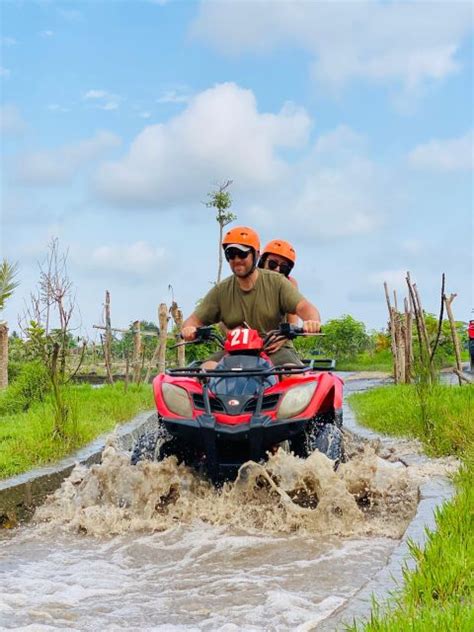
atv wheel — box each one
[312,423,344,464]
[130,423,173,465]
[289,422,344,467]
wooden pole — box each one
[384,282,399,383]
[158,303,169,374]
[132,320,142,383]
[443,293,463,385]
[170,301,185,367]
[0,321,9,390]
[404,297,412,383]
[104,290,114,384]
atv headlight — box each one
[277,383,316,419]
[162,383,193,417]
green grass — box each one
[0,382,153,479]
[347,384,474,631]
[336,350,393,372]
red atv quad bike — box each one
[131,324,344,483]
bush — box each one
[0,362,50,415]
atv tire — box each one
[130,423,173,465]
[289,422,344,467]
[313,423,344,464]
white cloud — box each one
[84,90,110,100]
[246,125,384,241]
[0,104,26,136]
[191,1,472,94]
[88,241,166,275]
[408,131,473,172]
[83,89,120,111]
[94,82,311,207]
[39,30,54,38]
[0,66,11,78]
[14,131,121,186]
[157,89,191,104]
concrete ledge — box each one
[0,410,157,526]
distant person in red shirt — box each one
[468,319,474,370]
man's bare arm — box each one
[181,313,204,341]
[295,299,321,333]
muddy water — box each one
[0,377,458,631]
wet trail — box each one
[0,377,459,631]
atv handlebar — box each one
[173,323,321,350]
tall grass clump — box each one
[347,383,473,631]
[0,361,50,415]
[0,382,152,478]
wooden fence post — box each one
[443,293,463,385]
[170,301,185,367]
[104,290,114,384]
[132,320,142,383]
[0,321,8,390]
[158,303,169,374]
[384,282,399,383]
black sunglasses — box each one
[266,258,292,277]
[225,247,251,261]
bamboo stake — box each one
[384,282,399,383]
[132,320,142,383]
[170,301,185,367]
[104,290,114,384]
[158,303,169,374]
[443,293,463,385]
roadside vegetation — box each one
[347,383,473,631]
[0,381,152,479]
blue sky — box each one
[1,0,473,340]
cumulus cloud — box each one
[191,1,472,93]
[94,82,311,207]
[247,125,384,241]
[88,241,166,276]
[14,131,121,186]
[408,131,473,172]
[0,104,26,136]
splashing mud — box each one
[34,433,428,539]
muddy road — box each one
[0,377,458,631]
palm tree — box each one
[0,259,19,389]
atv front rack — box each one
[166,365,312,379]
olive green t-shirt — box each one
[195,269,304,335]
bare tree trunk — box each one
[443,293,463,385]
[104,290,114,384]
[158,303,169,374]
[0,321,9,390]
[384,282,399,383]
[404,298,413,383]
[132,320,142,384]
[217,223,223,284]
[170,301,185,367]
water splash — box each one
[34,433,430,539]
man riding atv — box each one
[181,226,321,367]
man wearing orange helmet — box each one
[181,226,321,366]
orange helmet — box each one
[261,239,296,264]
[222,226,260,252]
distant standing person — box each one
[468,319,474,371]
